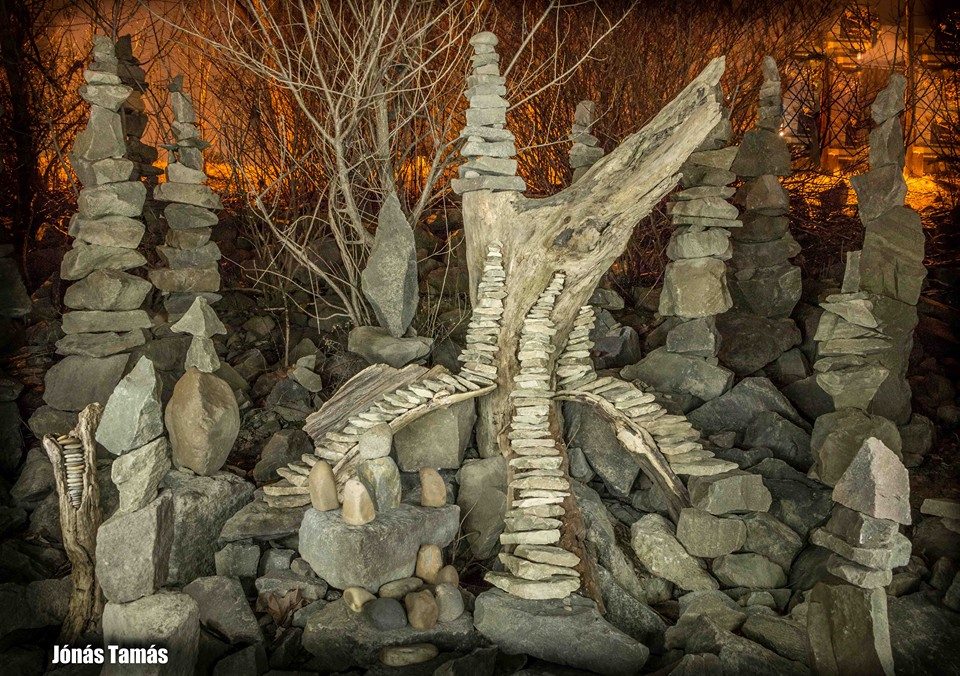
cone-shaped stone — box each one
[360,193,418,338]
[309,460,340,511]
[171,296,226,337]
[342,478,376,525]
[419,468,447,507]
[185,335,220,372]
[832,437,910,525]
[95,356,164,454]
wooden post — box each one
[42,403,104,642]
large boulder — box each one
[102,592,200,676]
[622,347,733,401]
[811,409,902,486]
[456,456,507,559]
[96,492,174,603]
[394,399,475,471]
[889,592,960,675]
[474,588,649,675]
[166,368,240,476]
[161,470,255,585]
[688,376,803,437]
[42,354,127,411]
[183,576,261,646]
[564,402,641,496]
[299,504,460,592]
[807,582,894,675]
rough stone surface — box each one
[688,376,803,436]
[712,553,786,589]
[660,258,732,319]
[96,356,164,454]
[43,354,126,411]
[807,581,894,676]
[299,503,460,592]
[676,508,746,558]
[101,593,200,676]
[565,403,642,496]
[622,347,733,401]
[361,194,419,337]
[166,368,240,476]
[811,409,902,486]
[348,326,432,368]
[630,513,718,591]
[832,437,911,525]
[688,471,772,515]
[395,399,476,470]
[183,576,261,645]
[456,456,507,559]
[474,588,649,676]
[111,436,171,514]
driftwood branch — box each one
[41,403,104,643]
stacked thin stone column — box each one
[729,57,801,320]
[487,273,582,600]
[451,32,526,195]
[807,437,910,675]
[114,36,161,187]
[631,97,738,402]
[810,75,925,484]
[556,306,599,390]
[458,242,506,384]
[46,36,152,413]
[569,101,603,182]
[150,75,223,319]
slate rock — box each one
[564,402,641,497]
[183,576,261,645]
[807,582,894,676]
[743,410,811,472]
[456,456,507,559]
[101,593,200,676]
[811,408,902,487]
[688,376,803,436]
[676,508,746,558]
[63,269,151,310]
[252,428,312,483]
[832,437,910,525]
[96,356,164,454]
[630,513,718,591]
[660,258,732,319]
[751,458,832,538]
[219,497,307,543]
[394,398,475,471]
[361,194,419,338]
[111,436,171,514]
[621,347,733,401]
[688,471,772,515]
[43,354,126,411]
[888,592,960,676]
[717,312,801,375]
[712,552,786,589]
[348,326,432,368]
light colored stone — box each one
[111,436,171,514]
[308,460,339,511]
[96,356,163,454]
[630,513,718,591]
[165,368,240,476]
[419,467,447,507]
[342,478,376,525]
[101,593,199,676]
[832,437,910,525]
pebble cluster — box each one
[57,434,86,508]
[569,101,603,182]
[451,32,526,195]
[486,273,583,600]
[263,244,508,509]
[150,75,223,319]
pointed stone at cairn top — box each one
[832,437,911,526]
[452,31,525,195]
[570,101,603,181]
[171,296,226,338]
[870,73,906,124]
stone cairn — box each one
[264,244,508,510]
[487,272,583,600]
[569,101,603,182]
[810,74,926,485]
[457,242,506,385]
[626,94,738,403]
[113,36,162,190]
[151,74,223,319]
[728,57,801,323]
[45,35,152,415]
[807,437,910,675]
[92,355,199,671]
[451,32,526,195]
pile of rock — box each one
[569,101,603,182]
[113,36,161,186]
[807,436,911,674]
[624,96,737,404]
[723,57,803,377]
[487,273,583,600]
[810,74,925,484]
[728,57,800,321]
[171,295,225,373]
[556,305,599,390]
[151,75,223,318]
[451,32,526,195]
[458,242,506,384]
[46,35,151,414]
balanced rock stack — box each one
[151,75,223,318]
[113,36,161,187]
[170,296,226,373]
[451,32,526,195]
[458,242,506,384]
[556,305,599,390]
[728,56,800,320]
[807,436,909,675]
[94,354,198,670]
[486,272,582,601]
[569,101,603,182]
[625,97,738,403]
[45,35,152,414]
[810,74,924,484]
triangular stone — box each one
[832,437,910,525]
[170,296,225,337]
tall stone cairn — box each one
[46,35,152,413]
[633,91,738,402]
[451,32,526,195]
[729,57,801,319]
[569,101,603,182]
[806,437,910,676]
[150,75,223,319]
[809,74,925,484]
[458,242,506,385]
[486,272,583,601]
[114,36,162,188]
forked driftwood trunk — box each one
[460,58,726,599]
[42,403,104,642]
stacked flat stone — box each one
[810,75,924,486]
[641,95,738,401]
[56,433,86,508]
[151,75,223,318]
[113,36,161,185]
[451,32,526,195]
[487,272,582,600]
[556,316,736,477]
[728,57,801,319]
[807,437,909,676]
[458,242,506,384]
[810,437,911,588]
[569,101,603,182]
[46,36,152,412]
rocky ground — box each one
[0,227,959,674]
